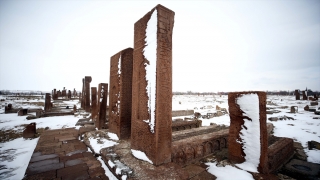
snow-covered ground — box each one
[0,94,319,180]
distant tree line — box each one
[0,90,47,95]
[173,89,319,96]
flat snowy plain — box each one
[0,94,319,180]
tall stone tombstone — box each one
[67,90,71,99]
[84,76,92,112]
[295,90,300,100]
[57,90,61,99]
[62,88,66,97]
[302,90,308,100]
[44,93,51,111]
[131,4,174,166]
[109,48,133,140]
[91,87,98,122]
[81,78,85,109]
[53,89,57,100]
[97,83,108,130]
[73,88,77,97]
[228,91,268,173]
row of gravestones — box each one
[74,4,290,174]
[51,88,78,100]
[295,89,319,100]
[79,76,108,130]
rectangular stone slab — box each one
[228,91,268,173]
[131,4,175,166]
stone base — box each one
[281,159,320,179]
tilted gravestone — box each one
[228,91,268,173]
[97,83,108,130]
[131,4,175,166]
[23,123,36,139]
[109,48,133,140]
[91,87,98,122]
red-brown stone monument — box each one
[302,90,308,100]
[109,48,133,140]
[228,91,268,173]
[131,4,174,166]
[97,83,108,130]
[81,78,85,109]
[91,87,98,122]
[295,90,300,100]
[84,76,92,112]
[44,93,51,111]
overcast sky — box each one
[0,0,319,92]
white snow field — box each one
[0,94,319,180]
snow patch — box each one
[143,9,157,133]
[108,132,119,141]
[88,137,118,154]
[206,162,254,180]
[0,137,39,180]
[97,156,118,180]
[131,149,153,164]
[235,93,260,172]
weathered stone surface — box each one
[18,108,28,116]
[131,4,175,166]
[310,101,318,106]
[23,122,36,139]
[172,119,202,132]
[109,48,133,140]
[293,142,307,161]
[25,128,106,179]
[302,91,308,100]
[79,125,96,135]
[228,91,268,173]
[295,90,300,100]
[172,110,194,117]
[91,87,98,122]
[183,164,206,179]
[81,78,85,109]
[26,162,64,176]
[268,137,294,173]
[97,83,108,130]
[172,129,228,165]
[267,123,274,135]
[30,154,59,163]
[85,76,92,112]
[290,106,298,113]
[100,142,188,180]
[172,124,228,142]
[44,93,51,111]
[308,140,320,150]
[283,159,320,179]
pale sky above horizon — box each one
[0,0,319,92]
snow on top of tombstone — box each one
[131,149,153,164]
[143,9,157,133]
[118,54,121,75]
[235,93,260,172]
